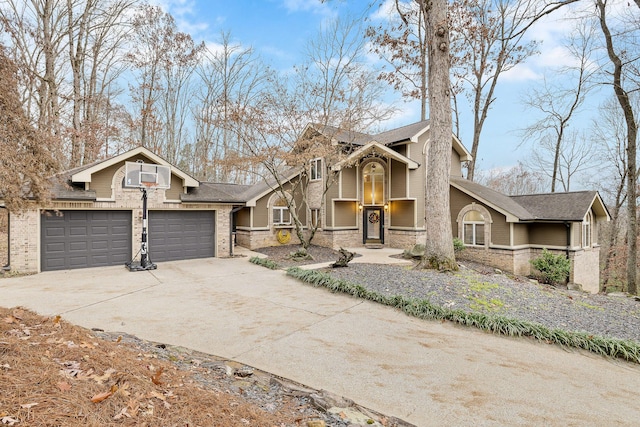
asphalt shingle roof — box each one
[373,120,430,145]
[181,182,252,203]
[510,191,599,221]
[450,176,535,220]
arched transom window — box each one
[272,197,291,225]
[363,162,384,205]
[463,210,485,246]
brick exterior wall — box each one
[8,209,39,273]
[9,166,231,273]
[458,246,602,294]
[387,230,426,249]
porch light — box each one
[384,203,389,211]
[358,203,363,211]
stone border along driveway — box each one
[2,255,640,426]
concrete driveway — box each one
[2,255,640,426]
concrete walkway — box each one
[2,251,640,425]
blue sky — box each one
[152,0,604,174]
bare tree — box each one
[232,17,395,252]
[193,32,272,183]
[419,0,457,271]
[596,0,639,294]
[0,45,59,211]
[520,21,595,192]
[527,130,597,192]
[589,96,634,288]
[476,162,547,195]
[450,0,540,181]
[367,1,429,119]
[0,0,68,136]
[126,4,204,160]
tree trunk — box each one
[597,0,637,294]
[420,0,457,271]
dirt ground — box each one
[0,306,362,427]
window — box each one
[363,162,384,205]
[583,211,592,248]
[273,198,291,225]
[310,158,322,181]
[462,210,485,246]
[310,208,321,229]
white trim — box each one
[244,169,301,207]
[388,226,422,231]
[322,226,359,231]
[71,146,199,188]
[413,124,472,161]
[332,141,419,171]
[310,158,323,181]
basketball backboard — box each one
[124,161,171,189]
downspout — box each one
[229,205,244,257]
[2,208,9,271]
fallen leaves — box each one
[57,381,72,392]
[0,307,300,426]
[151,366,164,385]
[91,384,119,403]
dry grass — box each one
[0,306,305,426]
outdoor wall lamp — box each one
[384,203,389,211]
[358,203,363,211]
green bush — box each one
[530,248,571,286]
[453,237,465,254]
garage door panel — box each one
[41,210,132,271]
[148,211,215,262]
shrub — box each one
[530,248,571,286]
[249,256,280,270]
[453,237,465,254]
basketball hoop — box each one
[140,180,157,192]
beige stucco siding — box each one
[165,174,183,200]
[92,162,123,198]
[334,201,357,227]
[236,207,251,227]
[390,159,407,199]
[341,167,357,199]
[513,223,529,246]
[390,200,415,227]
[529,223,568,247]
[326,178,340,227]
[254,194,269,228]
[450,149,462,177]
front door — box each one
[364,208,384,244]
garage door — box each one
[148,211,215,262]
[41,210,132,271]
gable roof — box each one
[452,176,611,223]
[374,120,430,145]
[332,141,420,171]
[511,191,611,221]
[307,123,372,145]
[240,167,302,207]
[450,176,535,222]
[310,120,472,162]
[181,182,251,203]
[71,146,199,188]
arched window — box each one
[272,197,291,225]
[583,211,592,248]
[463,210,485,246]
[363,162,384,205]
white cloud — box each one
[500,65,542,82]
